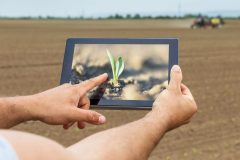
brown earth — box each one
[0,19,240,160]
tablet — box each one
[60,38,178,109]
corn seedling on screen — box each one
[61,38,178,109]
[70,44,169,101]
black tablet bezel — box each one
[60,38,178,110]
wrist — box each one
[144,110,171,134]
[5,96,37,122]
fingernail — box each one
[98,115,106,124]
[172,65,181,72]
[102,73,108,77]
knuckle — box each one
[189,101,198,113]
[64,84,77,94]
[88,78,97,85]
[71,86,79,95]
[63,83,72,88]
[87,111,98,122]
[69,96,76,105]
[79,81,85,86]
[192,104,198,113]
[80,80,87,86]
[63,118,70,124]
[86,99,90,106]
[185,99,198,113]
[152,101,158,108]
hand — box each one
[28,73,108,129]
[149,65,197,131]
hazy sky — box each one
[0,0,239,17]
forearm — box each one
[68,112,168,160]
[0,96,34,128]
[0,130,75,160]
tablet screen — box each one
[70,44,169,101]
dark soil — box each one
[0,20,240,160]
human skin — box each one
[0,65,197,160]
[0,73,108,129]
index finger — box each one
[79,73,108,93]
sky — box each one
[0,0,240,17]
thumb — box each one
[168,65,182,92]
[70,108,106,125]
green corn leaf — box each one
[106,49,116,80]
[116,57,124,78]
[116,58,120,80]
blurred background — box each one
[0,0,239,159]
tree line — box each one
[0,13,239,20]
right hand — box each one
[150,65,197,131]
[27,73,108,129]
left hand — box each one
[149,65,197,131]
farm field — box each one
[0,19,240,159]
